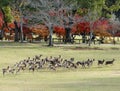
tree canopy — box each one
[0,0,120,44]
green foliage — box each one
[3,0,119,23]
[71,0,120,19]
[72,0,106,18]
[103,0,120,18]
[76,8,88,16]
[0,0,9,6]
[0,0,14,23]
[106,13,112,18]
[3,6,13,22]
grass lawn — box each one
[0,42,120,91]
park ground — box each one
[0,42,120,91]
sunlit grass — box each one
[0,43,120,91]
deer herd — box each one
[2,55,115,76]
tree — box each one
[6,0,120,45]
[9,0,28,42]
[69,0,107,45]
[108,14,120,44]
[16,0,78,46]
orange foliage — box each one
[3,28,9,33]
[30,24,49,38]
[8,23,15,29]
[94,30,111,37]
[23,26,32,35]
[25,24,49,42]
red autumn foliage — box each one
[8,23,15,29]
[3,27,9,33]
[23,26,32,35]
[115,32,120,37]
[3,24,15,40]
[53,19,112,37]
[30,24,49,38]
[54,25,78,37]
[54,22,90,37]
[4,22,32,36]
[93,19,111,36]
[0,11,4,29]
[71,25,77,34]
[7,23,49,38]
[54,26,66,37]
[93,19,110,31]
[76,22,90,34]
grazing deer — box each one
[2,66,9,76]
[49,65,56,71]
[29,65,35,72]
[98,59,105,66]
[35,54,42,60]
[105,59,115,65]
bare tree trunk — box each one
[65,27,71,43]
[20,17,23,43]
[48,34,53,46]
[48,25,53,46]
[82,34,86,43]
[89,32,92,46]
[88,21,93,46]
[14,20,19,42]
[19,8,24,43]
[113,36,116,45]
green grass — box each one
[0,42,120,91]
